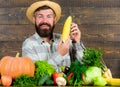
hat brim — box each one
[26,1,61,23]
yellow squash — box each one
[103,68,120,86]
[105,78,120,86]
[61,16,72,42]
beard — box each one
[35,22,55,38]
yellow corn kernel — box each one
[106,78,120,86]
[61,16,72,42]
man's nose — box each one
[42,17,48,23]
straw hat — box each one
[26,0,61,23]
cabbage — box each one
[35,61,55,79]
[93,76,107,86]
[85,66,102,84]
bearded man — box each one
[22,0,85,71]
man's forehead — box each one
[35,9,55,14]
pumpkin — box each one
[1,75,12,86]
[0,53,35,79]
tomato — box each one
[1,75,12,86]
[52,72,63,85]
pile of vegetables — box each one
[66,48,107,86]
[0,53,35,86]
[0,54,66,86]
[12,60,55,86]
[0,48,120,86]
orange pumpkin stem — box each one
[16,52,20,57]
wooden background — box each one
[0,0,119,77]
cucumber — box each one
[38,74,50,86]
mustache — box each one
[39,23,51,27]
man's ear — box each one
[54,17,57,24]
[33,17,35,24]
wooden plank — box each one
[0,0,120,8]
[109,70,120,78]
[104,59,120,77]
[69,0,120,7]
[84,40,120,49]
[0,41,22,58]
[82,33,120,42]
[1,7,120,24]
[0,0,71,8]
[0,0,37,8]
[0,25,35,41]
[113,71,120,78]
[0,7,30,24]
[104,59,120,70]
[81,24,120,35]
[83,41,120,59]
[103,52,120,59]
[70,7,120,24]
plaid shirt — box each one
[22,32,85,71]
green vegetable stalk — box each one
[82,48,107,72]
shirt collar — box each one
[34,32,55,44]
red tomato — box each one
[1,75,12,86]
[53,72,63,85]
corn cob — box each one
[105,78,120,86]
[61,16,72,42]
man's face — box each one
[34,9,56,37]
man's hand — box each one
[57,38,70,56]
[70,23,81,43]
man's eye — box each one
[47,15,52,18]
[36,14,54,18]
[37,15,43,18]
